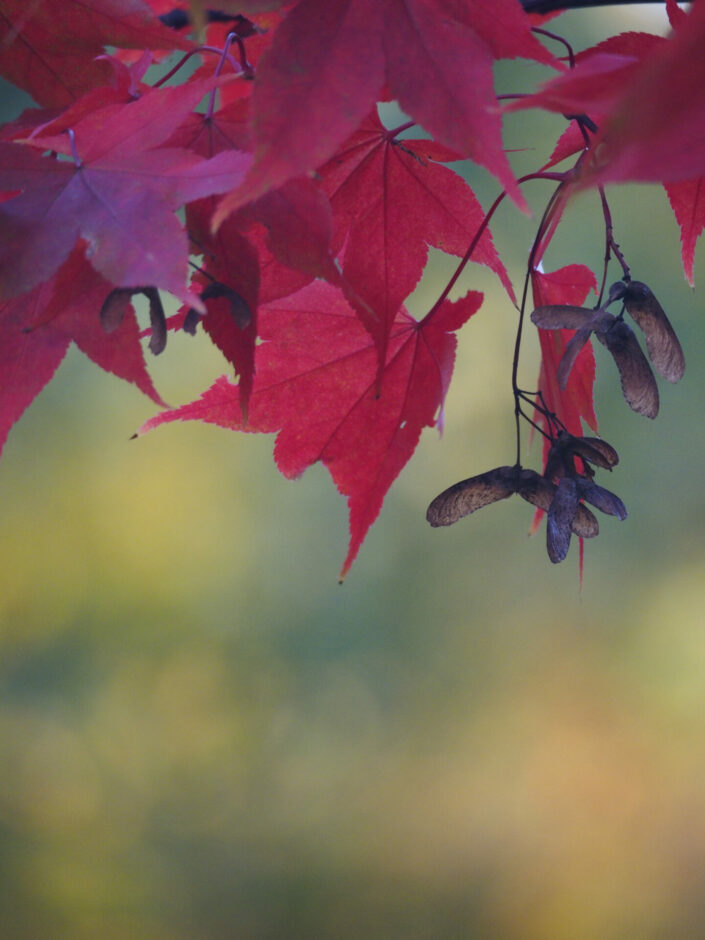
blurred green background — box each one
[2,6,705,938]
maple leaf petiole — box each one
[531,26,576,67]
[385,120,416,139]
[205,33,238,121]
[152,45,244,90]
[422,170,567,330]
[596,184,631,305]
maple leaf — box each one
[0,244,163,457]
[171,98,339,284]
[0,78,251,307]
[511,4,705,189]
[136,279,482,578]
[508,43,658,126]
[664,178,705,287]
[513,21,705,286]
[317,110,513,370]
[531,265,598,439]
[169,99,339,411]
[185,201,260,416]
[581,3,705,188]
[213,0,557,225]
[0,0,191,108]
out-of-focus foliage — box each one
[2,7,705,939]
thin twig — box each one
[521,0,666,13]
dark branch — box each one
[521,0,666,13]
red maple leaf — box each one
[185,202,260,415]
[317,109,513,370]
[512,17,705,285]
[531,264,598,441]
[665,178,705,287]
[0,0,191,107]
[0,78,251,307]
[213,0,557,224]
[172,98,339,284]
[581,2,705,188]
[528,263,598,555]
[0,244,163,457]
[168,98,339,411]
[136,279,482,577]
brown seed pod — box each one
[426,466,518,527]
[517,469,599,539]
[570,436,619,470]
[143,287,167,356]
[200,281,252,329]
[530,305,595,330]
[99,287,133,333]
[596,316,659,418]
[99,285,167,354]
[547,476,579,563]
[532,303,660,417]
[545,432,619,479]
[620,281,685,383]
[576,477,627,520]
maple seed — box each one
[427,458,628,563]
[597,317,659,418]
[515,471,599,540]
[200,282,252,328]
[99,286,167,355]
[426,465,600,548]
[608,280,685,382]
[530,304,659,418]
[99,288,133,333]
[426,465,518,526]
[182,308,201,336]
[544,431,619,479]
[547,476,579,563]
[144,288,167,356]
[183,282,252,336]
[575,477,627,521]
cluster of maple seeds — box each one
[427,279,685,562]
